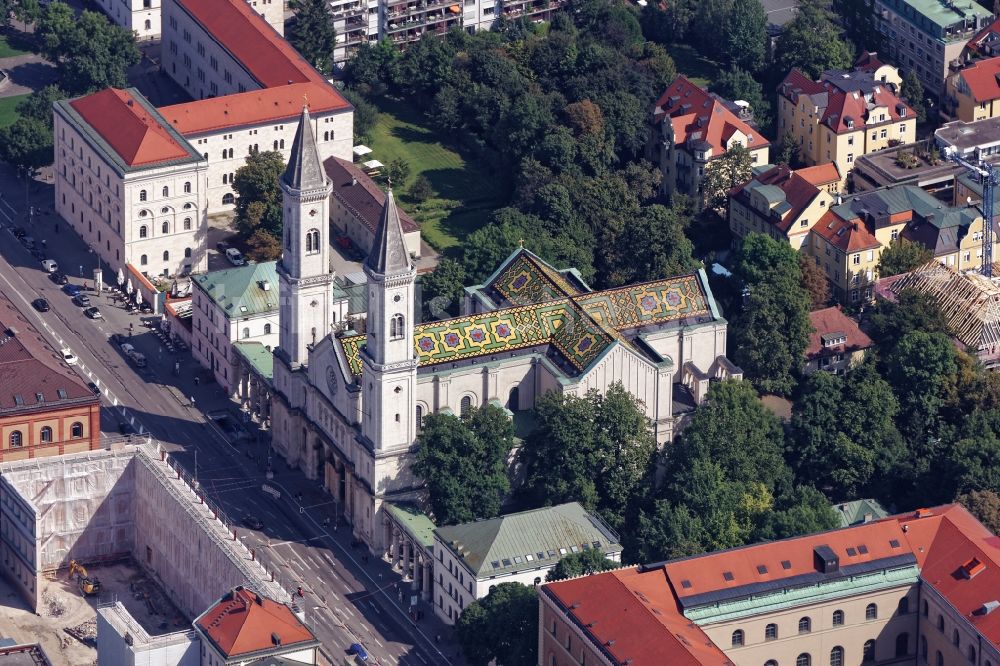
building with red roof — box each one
[194,586,320,664]
[778,66,915,184]
[541,504,1000,666]
[804,306,872,375]
[946,56,1000,122]
[650,76,770,205]
[89,0,284,43]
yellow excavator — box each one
[68,560,102,596]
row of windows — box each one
[138,220,193,237]
[732,603,885,647]
[139,249,192,266]
[755,635,906,666]
[241,324,273,339]
[138,184,191,201]
[9,423,85,447]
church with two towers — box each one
[270,107,743,552]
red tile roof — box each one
[812,209,881,252]
[323,157,419,234]
[655,76,770,157]
[69,89,191,167]
[892,504,1000,649]
[543,567,732,666]
[159,82,350,135]
[779,69,913,133]
[855,51,888,73]
[797,162,842,186]
[0,292,96,411]
[956,57,1000,103]
[195,587,317,658]
[730,165,822,235]
[968,16,1000,54]
[805,306,873,360]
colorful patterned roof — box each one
[339,250,713,378]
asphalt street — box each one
[0,168,462,666]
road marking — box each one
[369,601,380,614]
[415,652,428,664]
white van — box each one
[225,248,246,266]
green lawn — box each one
[0,31,32,59]
[0,94,28,129]
[367,97,505,252]
[667,43,719,89]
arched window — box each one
[765,624,778,641]
[279,139,285,149]
[139,209,149,217]
[305,229,320,254]
[161,206,170,214]
[922,600,928,617]
[830,647,843,666]
[184,247,192,258]
[264,323,272,334]
[139,225,148,238]
[162,186,169,197]
[938,615,945,631]
[953,629,960,646]
[896,633,909,657]
[765,662,778,666]
[183,217,192,230]
[866,603,878,620]
[144,19,151,29]
[70,422,83,438]
[796,654,811,666]
[732,630,744,647]
[139,189,147,201]
[936,651,943,666]
[416,405,423,426]
[40,426,52,443]
[162,221,169,234]
[460,395,472,415]
[798,617,811,634]
[243,327,250,339]
[223,193,235,205]
[921,636,928,660]
[183,181,191,193]
[898,597,909,614]
[863,640,876,662]
[184,202,193,210]
[273,140,279,150]
[140,254,148,265]
[832,610,844,626]
[390,314,405,339]
[508,387,519,410]
[9,431,21,448]
[163,251,169,261]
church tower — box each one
[277,106,334,368]
[361,189,417,452]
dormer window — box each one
[821,332,847,347]
[846,120,855,129]
[900,107,906,117]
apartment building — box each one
[539,503,1000,666]
[875,0,992,97]
[191,261,280,393]
[728,163,839,251]
[804,306,872,375]
[946,57,1000,121]
[936,116,1000,161]
[91,0,282,41]
[651,76,770,203]
[53,88,209,279]
[432,503,622,625]
[158,0,353,213]
[777,68,916,183]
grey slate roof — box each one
[364,189,413,276]
[282,106,327,191]
[434,502,622,578]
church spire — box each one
[282,106,326,191]
[365,188,413,276]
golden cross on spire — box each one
[518,238,525,248]
[302,92,309,109]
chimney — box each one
[978,601,1000,615]
[255,594,264,606]
[127,99,134,107]
[352,177,358,186]
[814,545,840,574]
[271,632,282,646]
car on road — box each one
[63,284,82,296]
[225,247,246,266]
[72,294,91,307]
[120,342,135,354]
[87,381,100,395]
[83,306,102,319]
[21,236,34,249]
[12,227,26,239]
[349,643,369,662]
[60,348,78,365]
[41,259,58,273]
[49,271,68,285]
[216,240,229,252]
[110,333,126,345]
[31,298,50,312]
[242,514,264,530]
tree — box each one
[772,0,853,80]
[288,0,337,74]
[956,489,1000,533]
[408,174,434,203]
[775,129,800,167]
[702,143,754,212]
[834,0,883,56]
[545,549,617,582]
[877,237,932,277]
[800,253,830,310]
[419,257,466,320]
[721,0,767,72]
[246,229,282,261]
[866,288,949,356]
[610,202,699,286]
[0,117,53,170]
[233,150,286,241]
[383,158,411,187]
[340,88,379,141]
[900,71,927,124]
[731,234,813,395]
[414,405,512,525]
[456,583,538,666]
[711,68,771,130]
[344,38,401,89]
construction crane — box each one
[946,148,999,278]
[67,559,102,596]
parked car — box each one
[83,306,102,319]
[21,236,34,249]
[225,247,245,266]
[12,227,26,239]
[242,514,264,530]
[110,333,125,345]
[349,643,369,662]
[120,342,135,354]
[31,298,50,312]
[216,241,230,252]
[41,259,58,273]
[50,271,68,285]
[72,294,91,307]
[63,284,82,296]
[87,382,100,395]
[60,348,78,365]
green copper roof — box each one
[233,341,274,381]
[833,498,889,527]
[192,261,279,319]
[386,503,437,549]
[893,0,989,30]
[433,502,622,578]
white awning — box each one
[362,159,384,170]
[353,145,373,157]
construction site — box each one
[0,441,288,665]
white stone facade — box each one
[93,0,282,41]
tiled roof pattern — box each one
[435,502,621,577]
[655,76,770,156]
[812,210,882,252]
[69,89,192,167]
[957,57,1000,103]
[805,306,873,359]
[323,158,419,234]
[195,587,317,657]
[779,69,913,133]
[731,165,823,234]
[796,162,842,186]
[338,250,712,377]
